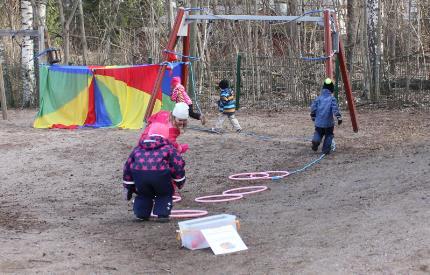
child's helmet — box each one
[147,122,170,139]
[172,102,189,120]
[323,78,334,92]
[171,76,181,86]
[219,79,229,89]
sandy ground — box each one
[0,108,429,274]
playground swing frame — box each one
[144,8,358,133]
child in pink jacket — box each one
[171,76,206,125]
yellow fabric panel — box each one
[33,86,89,128]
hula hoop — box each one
[195,194,243,203]
[265,171,290,180]
[172,195,182,203]
[170,210,208,218]
[151,209,208,218]
[222,185,268,196]
[228,172,270,181]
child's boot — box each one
[311,141,319,151]
[200,114,206,125]
[156,215,170,223]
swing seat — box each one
[47,48,61,64]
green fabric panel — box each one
[35,66,50,118]
[161,93,175,111]
[38,66,90,115]
[96,78,122,125]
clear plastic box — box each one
[177,214,238,250]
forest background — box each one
[0,0,429,111]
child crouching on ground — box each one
[310,78,342,154]
[122,125,186,222]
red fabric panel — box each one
[94,65,162,100]
[84,78,96,125]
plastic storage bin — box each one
[177,214,238,250]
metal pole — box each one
[334,56,340,101]
[323,10,333,79]
[235,53,242,110]
[182,24,190,89]
[0,63,8,120]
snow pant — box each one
[131,170,174,219]
[189,104,202,120]
[312,126,334,154]
[215,113,241,131]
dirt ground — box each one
[0,107,429,274]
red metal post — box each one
[144,8,186,122]
[332,13,359,132]
[323,9,333,79]
[181,24,191,90]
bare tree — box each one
[78,0,88,64]
[57,0,79,64]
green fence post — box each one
[148,57,153,64]
[236,53,242,110]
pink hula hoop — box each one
[172,195,182,203]
[222,185,268,196]
[151,209,208,218]
[170,210,208,218]
[195,194,243,203]
[228,172,270,181]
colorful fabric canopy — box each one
[34,63,184,129]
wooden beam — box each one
[143,7,186,122]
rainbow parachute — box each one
[33,63,184,129]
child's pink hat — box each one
[171,76,181,85]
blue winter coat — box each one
[218,88,236,113]
[310,89,342,128]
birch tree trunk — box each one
[21,0,36,107]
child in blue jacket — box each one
[310,78,342,154]
[122,132,186,222]
[213,79,242,132]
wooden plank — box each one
[0,62,8,120]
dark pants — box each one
[132,170,174,219]
[189,104,202,120]
[312,126,334,154]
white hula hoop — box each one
[172,195,182,203]
[195,194,243,203]
[228,172,270,181]
[222,185,268,196]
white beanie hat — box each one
[172,102,189,120]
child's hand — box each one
[180,143,189,153]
